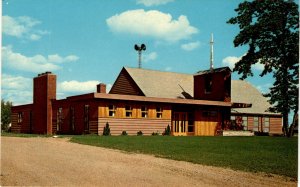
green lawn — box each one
[70,135,298,179]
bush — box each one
[121,131,127,136]
[152,131,159,136]
[163,124,171,136]
[103,122,111,136]
[137,131,143,136]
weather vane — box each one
[134,44,146,69]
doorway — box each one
[172,112,188,136]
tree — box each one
[103,122,111,136]
[227,0,299,137]
[1,99,12,131]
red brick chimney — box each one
[33,71,56,135]
[97,83,106,93]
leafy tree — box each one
[227,0,299,137]
[1,99,12,131]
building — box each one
[11,66,282,136]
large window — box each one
[108,105,116,117]
[57,108,63,132]
[141,106,148,118]
[84,105,89,131]
[17,112,23,123]
[242,116,248,130]
[253,117,259,131]
[188,112,194,132]
[70,107,75,131]
[156,107,163,118]
[125,105,132,117]
[264,117,270,132]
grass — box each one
[70,135,298,179]
[1,131,52,138]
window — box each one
[230,116,236,120]
[141,106,148,118]
[205,75,212,93]
[188,112,194,132]
[84,105,89,131]
[17,112,23,123]
[125,105,132,117]
[156,107,163,118]
[242,116,248,130]
[108,105,116,117]
[264,117,270,132]
[70,107,75,131]
[57,107,63,131]
[253,117,259,131]
[264,117,270,127]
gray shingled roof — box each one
[125,67,193,99]
[125,67,278,115]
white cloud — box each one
[106,9,198,42]
[136,0,174,6]
[222,55,264,71]
[2,45,79,73]
[181,41,200,51]
[1,74,33,105]
[222,56,241,69]
[143,52,157,62]
[2,15,49,41]
[58,80,100,93]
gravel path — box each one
[1,137,296,186]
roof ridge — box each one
[124,66,193,76]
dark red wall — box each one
[194,71,231,101]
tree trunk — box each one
[288,110,298,137]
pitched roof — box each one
[124,67,279,115]
[125,67,193,99]
[231,80,275,115]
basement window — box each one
[141,106,148,118]
[125,105,132,118]
[108,105,116,117]
[156,107,163,118]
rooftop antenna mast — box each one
[210,33,214,71]
[134,44,146,68]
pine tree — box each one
[103,122,111,136]
[227,0,299,136]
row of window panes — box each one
[109,105,162,118]
[232,116,270,132]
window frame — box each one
[141,106,148,118]
[108,104,116,117]
[125,105,132,118]
[17,112,23,123]
[156,106,163,118]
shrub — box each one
[164,124,171,136]
[121,131,128,136]
[103,122,111,136]
[137,131,143,136]
[152,131,159,136]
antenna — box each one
[134,44,146,68]
[210,33,214,71]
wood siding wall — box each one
[232,114,282,134]
[109,68,144,96]
[11,105,33,133]
[194,110,221,136]
[98,118,170,135]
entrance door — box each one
[172,112,188,136]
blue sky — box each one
[2,0,274,105]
